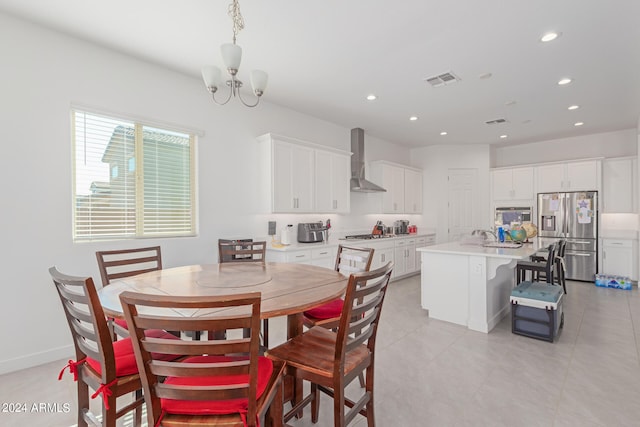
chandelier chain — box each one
[228,0,245,44]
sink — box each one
[482,242,523,249]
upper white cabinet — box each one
[535,160,600,193]
[258,133,351,214]
[370,161,422,214]
[404,168,423,214]
[315,150,350,213]
[602,157,637,213]
[491,167,534,201]
[272,141,314,212]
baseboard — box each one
[0,344,73,375]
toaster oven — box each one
[297,223,327,243]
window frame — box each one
[71,108,197,242]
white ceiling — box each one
[2,0,640,148]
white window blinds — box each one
[72,110,195,241]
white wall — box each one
[492,129,637,167]
[0,12,416,373]
[411,144,492,242]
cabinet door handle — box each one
[295,254,305,258]
[381,254,385,262]
[319,251,328,255]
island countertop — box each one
[417,240,542,260]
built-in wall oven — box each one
[495,206,532,229]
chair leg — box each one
[134,389,143,427]
[311,383,320,423]
[333,381,346,427]
[77,381,89,427]
[104,393,117,427]
[358,372,365,388]
[365,367,375,426]
[263,319,269,348]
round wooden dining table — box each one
[97,261,347,410]
[98,261,347,338]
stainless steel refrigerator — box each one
[538,191,598,281]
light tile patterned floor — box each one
[1,276,639,426]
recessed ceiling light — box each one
[409,116,418,121]
[574,122,584,126]
[479,72,493,80]
[440,131,447,136]
[568,105,580,110]
[540,32,561,42]
[505,100,517,106]
[366,94,377,101]
[558,78,572,85]
[500,135,508,139]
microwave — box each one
[495,206,532,229]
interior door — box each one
[448,169,477,242]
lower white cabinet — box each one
[602,239,637,280]
[266,245,338,269]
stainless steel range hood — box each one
[350,128,386,193]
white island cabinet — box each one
[418,241,539,333]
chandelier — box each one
[201,0,268,107]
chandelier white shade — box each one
[201,0,267,107]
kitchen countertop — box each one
[266,233,434,251]
[417,239,541,260]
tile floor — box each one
[1,276,639,426]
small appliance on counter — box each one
[297,222,327,243]
[394,220,409,235]
[281,224,293,245]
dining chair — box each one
[96,246,163,338]
[50,267,173,427]
[301,245,374,388]
[218,239,270,346]
[266,261,394,427]
[530,240,567,294]
[119,291,285,427]
[218,239,267,263]
[302,245,375,330]
[516,243,556,285]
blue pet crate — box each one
[510,281,564,343]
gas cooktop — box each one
[343,234,395,240]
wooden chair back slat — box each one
[150,360,250,378]
[119,292,264,424]
[96,246,162,286]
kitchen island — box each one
[417,241,540,333]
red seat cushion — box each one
[304,298,344,319]
[113,318,128,329]
[86,329,180,377]
[161,355,274,415]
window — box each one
[72,110,196,241]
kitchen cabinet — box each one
[536,160,600,193]
[258,133,351,214]
[404,168,423,214]
[491,167,534,201]
[603,157,637,213]
[272,140,314,212]
[393,237,417,278]
[315,150,351,213]
[370,161,422,214]
[602,239,637,280]
[360,239,395,272]
[266,244,338,269]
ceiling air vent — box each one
[424,71,461,87]
[485,118,508,125]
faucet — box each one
[471,229,497,241]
